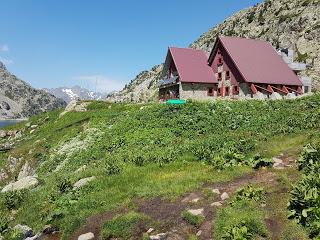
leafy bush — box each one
[2,190,26,210]
[232,185,266,204]
[105,160,122,175]
[222,221,253,240]
[297,144,320,173]
[57,178,72,194]
[215,201,268,240]
[182,211,205,227]
[288,143,320,238]
[0,212,9,234]
[246,154,273,169]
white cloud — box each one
[0,44,9,52]
[72,75,124,93]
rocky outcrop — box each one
[73,176,96,190]
[0,62,66,119]
[59,100,89,117]
[107,0,320,103]
[1,176,39,192]
[106,65,163,103]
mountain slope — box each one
[0,95,320,239]
[0,62,66,119]
[107,0,320,102]
[44,86,107,103]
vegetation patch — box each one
[214,201,268,239]
[231,185,266,205]
[101,212,151,239]
[288,143,320,238]
[182,210,205,227]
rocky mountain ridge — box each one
[0,62,66,119]
[44,86,107,103]
[107,0,320,103]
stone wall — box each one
[180,83,216,100]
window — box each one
[218,72,222,80]
[218,58,223,65]
[217,88,221,96]
[225,87,229,95]
[233,86,240,95]
[226,71,230,79]
[207,87,214,96]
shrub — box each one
[232,185,266,205]
[2,190,26,210]
[0,212,9,233]
[246,154,273,169]
[57,178,72,194]
[297,144,320,173]
[215,201,268,239]
[288,143,320,238]
[288,173,320,238]
[105,160,122,176]
[222,221,253,240]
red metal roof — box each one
[217,36,302,86]
[168,47,217,83]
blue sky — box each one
[0,0,262,93]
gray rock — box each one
[150,233,168,240]
[221,192,229,201]
[212,188,220,194]
[187,208,204,217]
[73,176,96,189]
[18,162,35,180]
[273,157,283,164]
[60,100,89,117]
[211,201,223,207]
[13,224,33,238]
[270,92,283,100]
[78,232,95,240]
[30,125,38,129]
[1,176,39,192]
[0,130,6,138]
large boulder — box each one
[78,232,94,240]
[73,176,96,190]
[1,176,39,192]
[18,162,35,180]
[13,224,33,238]
[60,100,89,117]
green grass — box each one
[101,212,151,239]
[255,133,311,158]
[1,94,320,238]
[214,201,268,239]
[266,169,309,240]
[14,162,251,238]
[182,210,205,227]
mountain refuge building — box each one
[159,36,312,101]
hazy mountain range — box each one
[44,86,107,103]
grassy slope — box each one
[0,94,320,238]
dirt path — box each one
[69,168,284,240]
[66,153,300,240]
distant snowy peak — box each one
[44,86,107,103]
